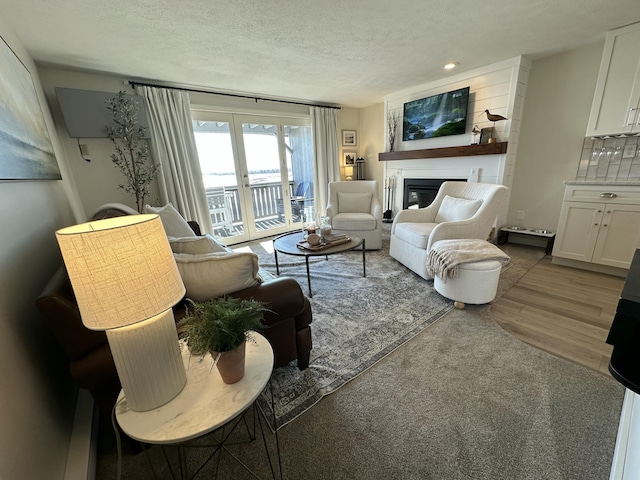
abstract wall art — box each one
[0,36,61,180]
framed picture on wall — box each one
[342,130,357,147]
[344,152,356,165]
[479,127,493,145]
[0,36,60,180]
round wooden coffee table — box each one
[273,231,366,297]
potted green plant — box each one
[179,297,267,384]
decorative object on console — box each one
[179,296,266,384]
[479,110,507,144]
[355,157,366,180]
[342,129,357,146]
[306,233,322,246]
[319,216,332,238]
[344,165,354,181]
[106,91,159,212]
[481,109,508,123]
[471,125,481,144]
[55,214,187,412]
[479,127,493,144]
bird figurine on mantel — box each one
[482,109,508,123]
[480,110,508,143]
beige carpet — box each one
[96,243,624,480]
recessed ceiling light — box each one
[442,62,459,70]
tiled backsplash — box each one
[577,136,640,182]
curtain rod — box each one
[128,80,341,110]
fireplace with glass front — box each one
[403,178,465,210]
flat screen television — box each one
[402,86,470,141]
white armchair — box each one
[389,181,509,279]
[326,180,383,250]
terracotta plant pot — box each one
[214,342,246,384]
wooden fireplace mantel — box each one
[378,142,508,161]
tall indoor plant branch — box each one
[105,91,159,213]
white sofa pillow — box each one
[169,234,228,255]
[435,195,483,223]
[143,204,196,238]
[338,192,372,214]
[173,252,262,302]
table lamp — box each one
[345,165,354,181]
[56,214,187,411]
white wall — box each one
[338,107,360,181]
[0,20,82,480]
[38,67,158,217]
[508,41,604,230]
[358,103,385,199]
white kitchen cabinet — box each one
[553,185,640,269]
[553,201,603,262]
[593,204,640,268]
[587,22,640,137]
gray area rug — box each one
[245,238,454,429]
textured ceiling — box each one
[3,0,640,108]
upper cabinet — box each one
[587,22,640,137]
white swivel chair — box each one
[326,180,383,250]
[389,181,509,279]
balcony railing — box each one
[205,182,312,236]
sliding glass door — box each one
[192,112,313,244]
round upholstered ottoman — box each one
[434,259,502,309]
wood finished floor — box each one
[491,256,625,376]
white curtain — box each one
[136,85,213,235]
[310,106,340,217]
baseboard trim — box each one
[551,256,628,277]
[64,390,96,480]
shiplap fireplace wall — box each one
[382,56,531,227]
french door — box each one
[192,112,314,244]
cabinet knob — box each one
[597,210,602,213]
[603,224,608,227]
[594,223,599,226]
[600,193,617,198]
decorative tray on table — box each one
[296,234,351,251]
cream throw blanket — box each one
[426,239,510,281]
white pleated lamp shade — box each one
[55,214,185,330]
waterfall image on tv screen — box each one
[402,87,469,141]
